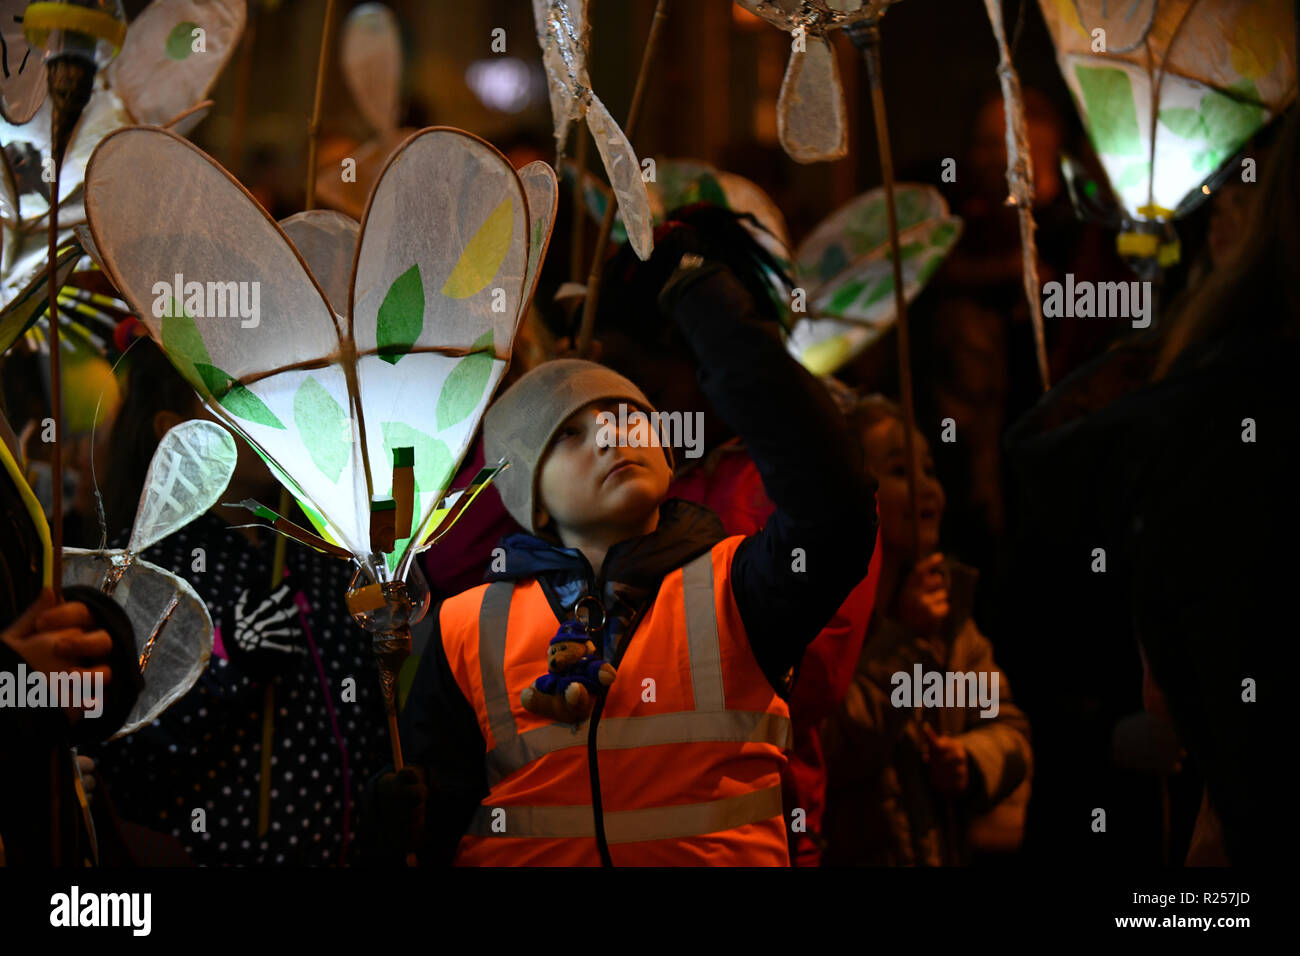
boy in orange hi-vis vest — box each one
[361,234,877,866]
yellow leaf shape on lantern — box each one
[1230,2,1287,80]
[440,196,514,299]
[1055,0,1087,39]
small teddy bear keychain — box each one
[521,598,617,725]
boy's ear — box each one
[534,502,550,532]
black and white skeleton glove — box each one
[221,579,309,682]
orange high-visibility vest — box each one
[439,535,793,866]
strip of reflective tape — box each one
[478,581,517,746]
[681,552,725,712]
[466,785,784,843]
[485,710,792,785]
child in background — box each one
[821,396,1031,866]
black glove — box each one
[221,577,308,682]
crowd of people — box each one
[1,96,1292,868]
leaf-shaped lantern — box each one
[532,0,654,260]
[84,127,557,759]
[734,0,902,164]
[1038,0,1296,261]
[786,183,962,375]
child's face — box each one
[862,418,945,559]
[535,401,673,539]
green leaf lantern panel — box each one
[787,184,962,376]
[567,157,794,305]
[84,126,557,585]
[1038,0,1296,223]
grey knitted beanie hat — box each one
[483,359,674,534]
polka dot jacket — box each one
[88,512,391,866]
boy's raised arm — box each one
[659,262,879,690]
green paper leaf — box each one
[376,264,424,365]
[437,330,494,431]
[1158,107,1206,141]
[160,298,212,390]
[929,222,959,248]
[917,255,944,284]
[694,173,728,208]
[1200,89,1264,157]
[293,376,351,482]
[827,279,866,316]
[1075,65,1143,157]
[896,241,925,262]
[863,274,895,309]
[194,363,286,429]
[816,243,849,283]
[166,21,199,61]
[1114,160,1150,190]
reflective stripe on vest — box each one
[465,785,784,843]
[475,551,792,835]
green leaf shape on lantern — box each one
[693,172,728,208]
[1199,88,1264,157]
[895,241,925,262]
[436,330,495,432]
[846,199,887,254]
[1159,107,1207,141]
[160,298,211,390]
[863,273,895,309]
[194,363,286,430]
[916,254,944,284]
[376,264,425,365]
[827,279,867,316]
[166,21,199,61]
[440,197,514,299]
[929,222,959,248]
[380,421,453,497]
[894,189,929,231]
[1115,160,1150,190]
[293,376,351,482]
[1075,65,1143,157]
[816,243,849,283]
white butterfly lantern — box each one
[84,126,557,762]
[63,419,236,737]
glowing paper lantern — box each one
[734,0,901,164]
[572,157,790,250]
[84,125,556,585]
[1038,0,1296,258]
[532,0,654,260]
[0,0,246,332]
[786,184,962,375]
